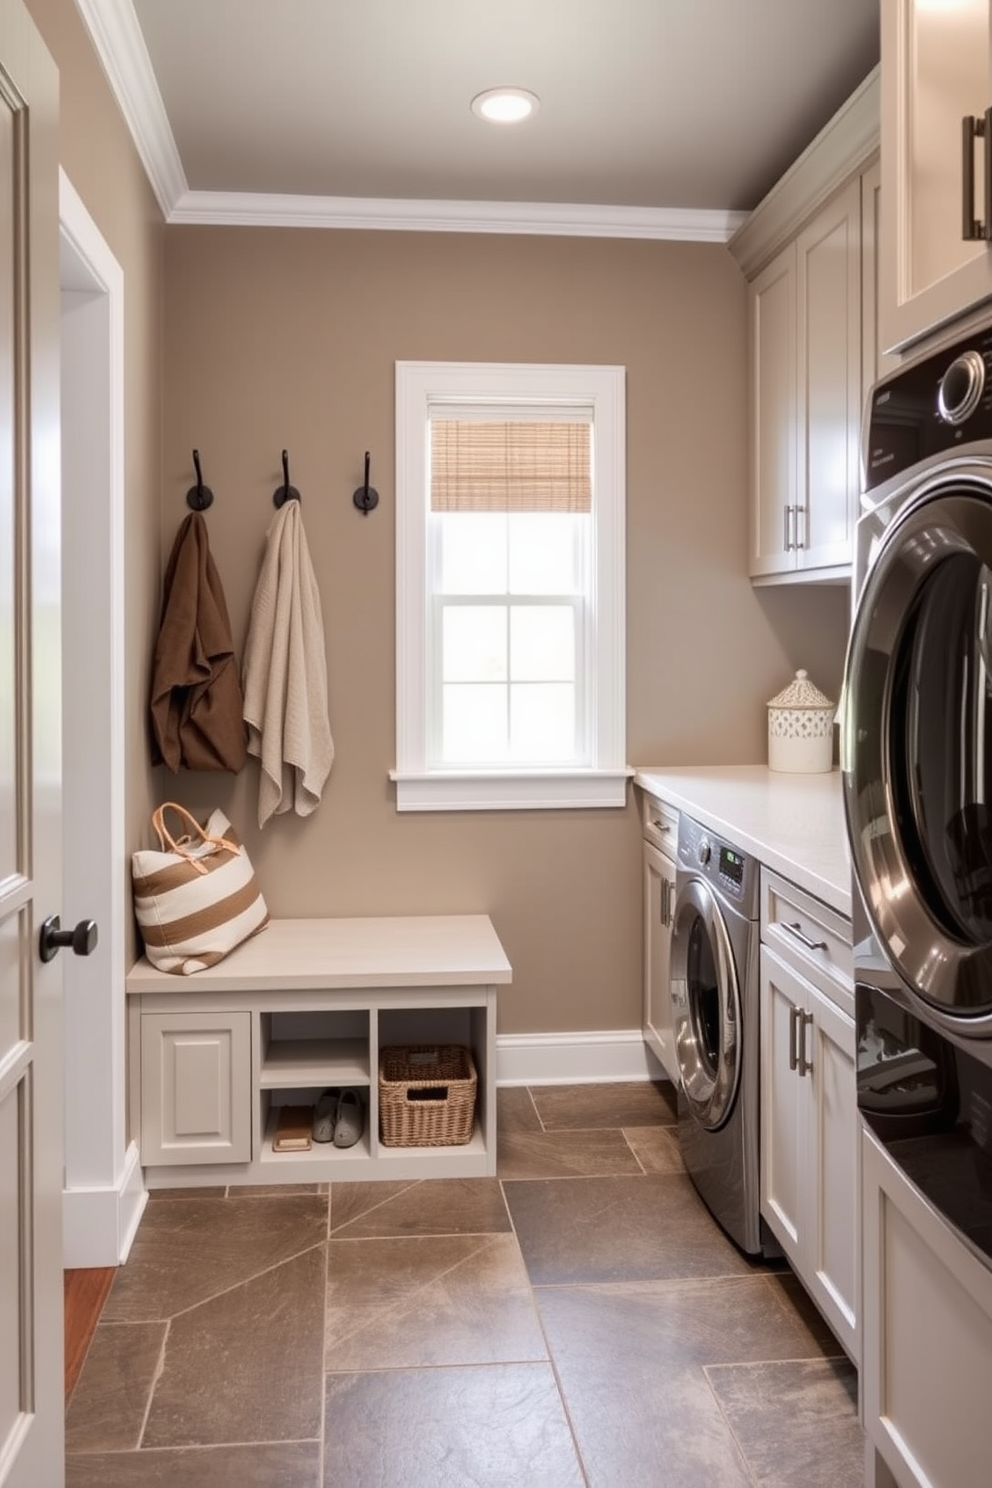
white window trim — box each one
[392,360,629,811]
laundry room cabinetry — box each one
[731,69,879,584]
[640,791,679,1086]
[126,916,510,1187]
[880,0,992,352]
[759,870,859,1364]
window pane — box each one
[439,513,507,594]
[443,684,508,762]
[511,607,575,681]
[442,606,507,681]
[509,512,583,594]
[510,684,576,761]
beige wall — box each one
[160,227,850,1035]
[26,0,164,882]
[15,0,852,1036]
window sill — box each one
[389,769,633,812]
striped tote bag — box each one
[131,803,269,974]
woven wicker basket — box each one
[378,1045,477,1147]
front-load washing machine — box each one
[670,813,772,1256]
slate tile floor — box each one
[65,1081,863,1487]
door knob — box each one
[38,915,98,963]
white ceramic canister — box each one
[767,669,836,773]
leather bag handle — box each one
[151,802,237,874]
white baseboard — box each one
[63,1141,148,1268]
[496,1029,667,1087]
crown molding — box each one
[729,64,880,279]
[75,0,187,217]
[77,0,746,242]
[168,190,746,241]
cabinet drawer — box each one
[761,869,853,1017]
[641,793,679,853]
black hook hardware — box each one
[273,449,301,508]
[186,449,214,511]
[352,451,379,515]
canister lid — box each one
[767,669,834,710]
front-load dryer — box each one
[670,814,772,1257]
[844,318,992,1061]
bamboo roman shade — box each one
[430,419,592,513]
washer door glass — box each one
[670,878,742,1130]
[844,477,992,1017]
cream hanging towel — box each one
[242,500,334,826]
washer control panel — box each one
[677,814,758,917]
[865,323,992,491]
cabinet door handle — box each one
[650,819,671,833]
[783,920,827,953]
[784,504,793,552]
[963,113,979,239]
[962,110,992,240]
[788,1004,801,1072]
[983,106,992,241]
[668,880,677,927]
[799,1010,814,1078]
[795,504,806,550]
[660,878,670,929]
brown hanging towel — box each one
[149,511,247,773]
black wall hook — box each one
[186,449,214,511]
[352,451,379,515]
[273,449,301,508]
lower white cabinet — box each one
[641,792,679,1086]
[862,1124,992,1488]
[126,916,508,1187]
[760,919,858,1362]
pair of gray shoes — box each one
[313,1088,363,1148]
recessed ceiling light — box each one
[471,88,540,124]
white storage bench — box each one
[125,915,511,1188]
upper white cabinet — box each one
[732,69,880,585]
[750,246,798,576]
[880,0,992,352]
[749,178,864,580]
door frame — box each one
[59,170,144,1267]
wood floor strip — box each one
[64,1266,116,1402]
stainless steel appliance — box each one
[670,814,772,1256]
[844,321,992,1264]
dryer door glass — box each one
[670,878,742,1131]
[844,478,992,1018]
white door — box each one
[0,5,64,1487]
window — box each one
[393,361,627,811]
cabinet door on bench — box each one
[140,1011,251,1165]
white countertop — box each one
[634,765,851,918]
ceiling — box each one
[81,0,880,240]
